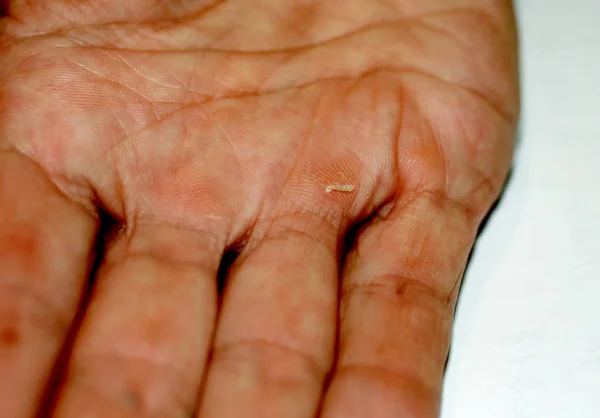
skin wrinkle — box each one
[239,88,320,246]
[5,61,503,161]
[102,249,219,272]
[96,103,196,161]
[430,116,449,198]
[349,190,475,283]
[238,209,342,267]
[254,1,317,41]
[8,0,229,30]
[446,108,492,195]
[45,41,511,124]
[400,189,476,232]
[185,6,505,55]
[113,52,184,93]
[212,337,328,383]
[181,0,229,22]
[66,60,155,103]
[2,7,495,54]
[340,273,453,313]
[412,87,513,211]
[3,0,502,43]
[104,221,225,267]
[169,65,507,150]
[189,105,243,180]
[67,350,196,416]
[81,15,448,53]
[325,362,439,414]
[321,73,399,215]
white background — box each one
[441,0,600,417]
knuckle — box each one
[212,338,327,387]
[341,273,452,318]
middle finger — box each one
[198,198,344,418]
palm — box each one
[0,1,518,417]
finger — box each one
[50,220,226,417]
[198,209,341,418]
[321,191,478,418]
[0,150,97,417]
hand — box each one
[0,1,519,417]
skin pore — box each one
[0,1,518,417]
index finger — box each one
[321,191,478,417]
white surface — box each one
[441,1,600,417]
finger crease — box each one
[69,350,196,416]
[213,338,328,382]
[341,273,453,313]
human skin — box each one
[0,0,519,417]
